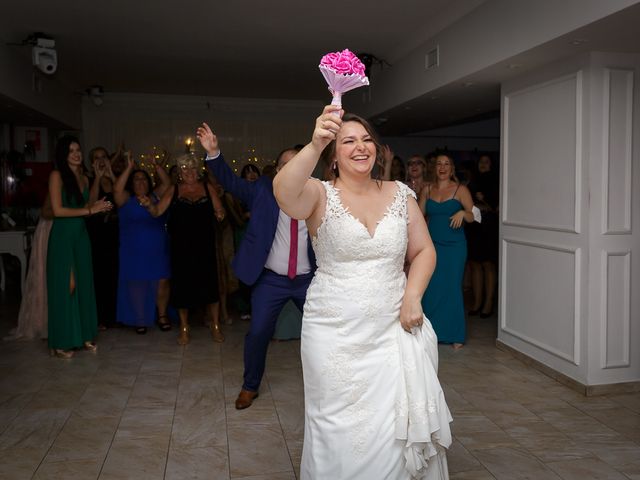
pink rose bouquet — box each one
[319,49,369,110]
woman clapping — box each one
[113,155,172,334]
[141,154,226,345]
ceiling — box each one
[0,0,484,99]
[0,94,68,128]
[2,1,640,135]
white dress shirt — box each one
[265,210,311,276]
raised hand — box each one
[94,161,106,178]
[382,145,394,165]
[196,123,219,157]
[103,159,116,181]
[311,105,343,151]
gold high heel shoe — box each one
[83,341,98,352]
[49,349,74,359]
[210,323,225,343]
[177,325,190,345]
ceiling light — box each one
[31,36,57,75]
[570,39,588,45]
[507,63,523,69]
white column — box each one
[499,52,640,389]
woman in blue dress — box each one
[113,155,172,334]
[419,153,474,349]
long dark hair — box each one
[55,135,85,205]
[126,169,153,196]
[319,113,385,182]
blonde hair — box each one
[175,153,202,171]
[431,153,459,184]
[176,153,205,181]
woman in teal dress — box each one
[47,136,113,358]
[419,153,474,349]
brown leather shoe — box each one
[235,389,259,410]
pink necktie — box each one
[288,218,298,279]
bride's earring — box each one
[332,160,337,171]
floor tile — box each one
[547,457,629,479]
[1,294,638,480]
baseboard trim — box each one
[495,339,640,397]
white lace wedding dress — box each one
[300,181,452,480]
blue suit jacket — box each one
[206,154,316,286]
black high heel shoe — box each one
[468,309,480,316]
[479,311,493,319]
[157,315,172,332]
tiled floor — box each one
[1,290,639,479]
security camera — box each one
[31,38,57,74]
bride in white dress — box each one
[274,105,452,479]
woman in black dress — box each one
[87,146,119,329]
[141,154,226,345]
[466,154,499,318]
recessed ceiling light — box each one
[570,39,588,45]
[507,63,523,69]
[430,95,439,100]
[463,82,474,87]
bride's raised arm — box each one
[273,105,343,220]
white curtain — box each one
[82,93,322,174]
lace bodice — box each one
[312,180,415,280]
[305,180,416,321]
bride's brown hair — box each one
[320,113,385,183]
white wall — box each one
[500,52,640,386]
[81,93,322,171]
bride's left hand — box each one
[399,297,424,333]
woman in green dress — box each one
[47,136,112,358]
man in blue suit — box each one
[197,122,315,409]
